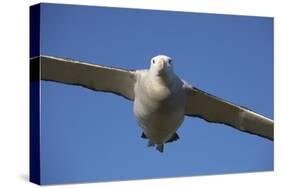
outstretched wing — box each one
[184,85,273,140]
[31,55,136,101]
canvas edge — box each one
[29,3,41,185]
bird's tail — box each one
[156,144,164,153]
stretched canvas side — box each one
[29,4,41,185]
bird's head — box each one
[149,55,174,79]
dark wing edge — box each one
[184,85,273,140]
[31,55,137,101]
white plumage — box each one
[33,54,273,152]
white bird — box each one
[31,55,274,152]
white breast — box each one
[133,70,187,144]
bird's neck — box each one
[145,73,179,102]
[149,72,174,89]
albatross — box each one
[31,55,274,152]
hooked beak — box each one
[157,61,167,76]
[160,61,166,69]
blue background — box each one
[39,3,273,185]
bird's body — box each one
[133,69,187,151]
[35,54,274,153]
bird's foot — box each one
[141,132,148,139]
[165,133,180,143]
[147,140,155,147]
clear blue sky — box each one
[38,3,273,185]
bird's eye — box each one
[152,59,155,64]
[168,59,172,65]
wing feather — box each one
[185,86,273,140]
[31,55,136,100]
